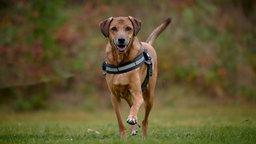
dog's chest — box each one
[107,74,130,85]
[106,74,131,97]
[111,84,130,98]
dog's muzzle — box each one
[113,37,130,52]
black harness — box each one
[102,49,153,92]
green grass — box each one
[0,104,255,144]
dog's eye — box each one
[111,27,117,31]
[125,27,132,31]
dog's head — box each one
[99,16,141,53]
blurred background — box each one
[0,0,255,112]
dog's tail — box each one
[146,18,171,45]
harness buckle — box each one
[143,49,152,65]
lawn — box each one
[0,102,255,144]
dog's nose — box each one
[118,38,125,44]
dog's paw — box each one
[130,124,140,136]
[126,115,137,125]
[131,130,137,136]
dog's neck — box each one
[106,37,142,66]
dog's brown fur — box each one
[99,16,171,137]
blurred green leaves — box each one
[0,0,69,88]
[0,0,255,111]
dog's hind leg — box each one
[142,89,154,136]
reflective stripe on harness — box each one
[102,52,145,74]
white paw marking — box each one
[131,130,137,136]
[126,117,137,125]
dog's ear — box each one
[99,17,113,37]
[128,16,142,36]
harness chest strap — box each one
[102,52,145,74]
[102,49,153,92]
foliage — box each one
[0,0,69,110]
[0,0,255,110]
[0,0,68,88]
[67,0,255,99]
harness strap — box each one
[102,52,145,74]
[141,49,152,92]
[102,49,153,92]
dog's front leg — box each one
[124,96,140,135]
[111,94,127,138]
[127,85,144,125]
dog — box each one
[99,16,171,137]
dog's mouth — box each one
[113,40,130,52]
[116,44,126,52]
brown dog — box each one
[99,16,171,137]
